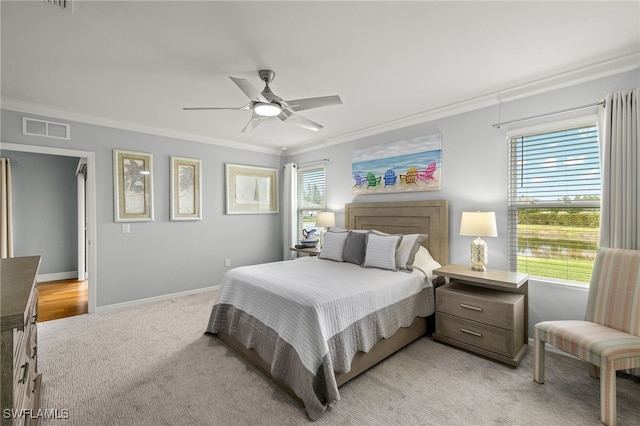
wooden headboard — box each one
[345,200,449,265]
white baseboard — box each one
[96,285,219,313]
[38,271,78,282]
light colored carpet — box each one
[38,290,639,425]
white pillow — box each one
[396,234,428,271]
[327,226,348,233]
[318,230,349,262]
[363,232,403,271]
[412,246,442,281]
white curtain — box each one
[598,88,639,376]
[1,158,14,258]
[282,163,298,260]
[598,88,639,250]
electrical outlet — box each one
[224,259,231,267]
[121,224,130,234]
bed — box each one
[206,200,448,420]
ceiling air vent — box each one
[23,117,70,140]
[43,0,72,11]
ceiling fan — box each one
[183,69,343,133]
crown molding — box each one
[3,53,638,158]
[286,53,640,156]
[0,99,282,156]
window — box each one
[297,167,326,237]
[508,121,600,284]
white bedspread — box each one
[214,256,430,374]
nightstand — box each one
[290,247,321,256]
[432,264,529,367]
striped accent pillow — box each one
[396,234,428,271]
[363,232,403,271]
[318,230,349,262]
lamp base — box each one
[470,237,488,272]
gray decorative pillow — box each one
[397,234,428,271]
[319,230,349,262]
[363,232,403,271]
[343,231,368,265]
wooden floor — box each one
[38,278,88,322]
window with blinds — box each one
[297,167,326,237]
[508,122,600,284]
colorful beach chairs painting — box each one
[353,161,439,193]
[353,161,438,190]
[353,161,438,191]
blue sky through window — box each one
[513,125,600,203]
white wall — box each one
[287,70,639,336]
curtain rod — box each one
[492,101,604,129]
[297,158,330,166]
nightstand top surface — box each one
[433,264,528,290]
[290,247,321,254]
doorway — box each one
[2,142,97,313]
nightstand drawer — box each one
[436,283,524,330]
[436,313,516,357]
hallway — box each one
[38,279,88,322]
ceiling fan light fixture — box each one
[254,102,282,117]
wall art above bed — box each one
[225,163,278,214]
[113,149,154,222]
[352,132,442,194]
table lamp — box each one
[459,211,497,271]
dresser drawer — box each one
[12,328,26,372]
[436,283,524,330]
[436,312,518,357]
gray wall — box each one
[1,110,282,307]
[2,150,79,275]
[287,69,640,337]
[2,69,637,318]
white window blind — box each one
[297,167,326,237]
[508,123,600,283]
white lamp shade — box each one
[460,211,497,237]
[316,211,336,227]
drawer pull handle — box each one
[18,362,29,384]
[460,303,483,312]
[460,328,482,337]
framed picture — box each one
[113,149,154,222]
[352,132,442,194]
[170,156,202,221]
[225,163,278,214]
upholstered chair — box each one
[533,247,640,426]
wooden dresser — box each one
[1,256,42,426]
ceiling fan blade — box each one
[230,77,268,103]
[278,109,323,132]
[283,95,342,112]
[183,102,252,111]
[241,113,267,133]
